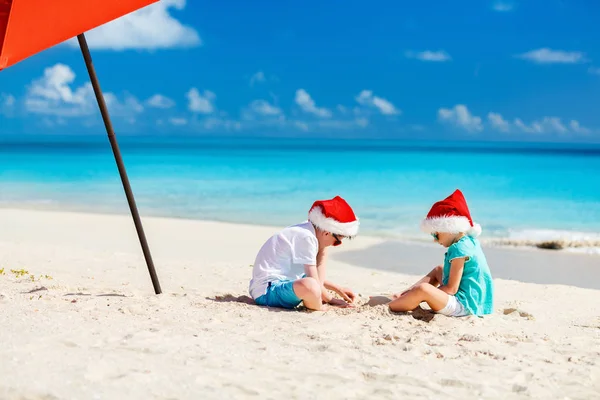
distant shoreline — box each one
[2,203,599,255]
[3,135,600,156]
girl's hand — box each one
[393,287,414,299]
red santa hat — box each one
[308,196,360,237]
[420,189,482,237]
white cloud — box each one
[146,94,175,109]
[458,109,594,136]
[294,89,332,118]
[438,104,483,132]
[25,64,97,117]
[515,48,586,64]
[487,112,510,132]
[589,67,600,75]
[66,0,200,51]
[233,99,287,129]
[485,112,588,135]
[514,117,568,134]
[355,90,399,115]
[169,117,188,126]
[542,117,568,133]
[248,99,282,117]
[337,105,348,114]
[405,50,451,62]
[25,64,143,120]
[514,118,542,133]
[493,1,514,12]
[104,93,144,118]
[186,88,215,114]
[569,120,591,134]
[249,71,266,86]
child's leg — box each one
[388,283,449,312]
[257,278,321,310]
[293,277,322,310]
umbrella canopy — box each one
[0,0,162,294]
[0,0,158,69]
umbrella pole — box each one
[77,33,162,295]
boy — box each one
[248,196,360,311]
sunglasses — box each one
[332,233,345,246]
[431,233,439,241]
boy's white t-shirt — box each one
[248,221,318,299]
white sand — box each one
[0,208,598,399]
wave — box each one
[480,229,600,253]
[363,226,600,254]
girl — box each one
[388,189,494,317]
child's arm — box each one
[412,266,443,287]
[316,247,328,285]
[304,248,333,304]
[393,266,442,298]
[437,258,465,295]
[324,280,355,303]
[315,249,336,304]
[303,264,320,283]
[315,248,354,306]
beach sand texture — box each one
[1,209,599,399]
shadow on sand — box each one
[207,294,310,313]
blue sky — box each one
[1,0,599,142]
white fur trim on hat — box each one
[308,207,360,237]
[420,216,482,237]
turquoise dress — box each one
[443,236,495,315]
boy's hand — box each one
[337,286,356,303]
[328,298,354,308]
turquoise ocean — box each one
[1,136,600,247]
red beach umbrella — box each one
[0,0,162,294]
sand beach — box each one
[1,208,598,399]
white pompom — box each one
[467,223,482,237]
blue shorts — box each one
[255,280,302,309]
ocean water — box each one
[1,136,600,245]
